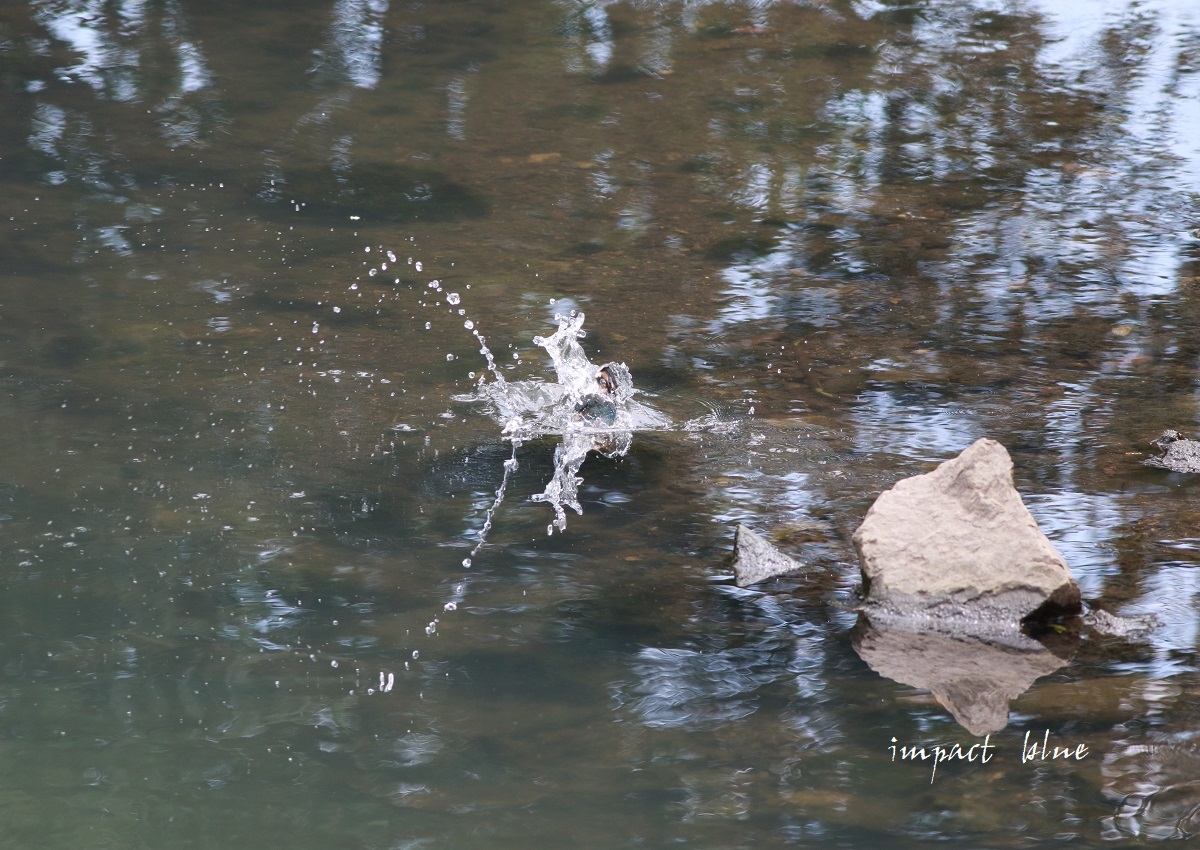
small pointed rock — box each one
[732,525,802,587]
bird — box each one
[573,364,619,425]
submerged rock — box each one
[732,525,802,587]
[1083,607,1160,638]
[1143,430,1200,473]
[852,438,1081,623]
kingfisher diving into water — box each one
[573,364,619,426]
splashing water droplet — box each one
[461,558,472,568]
[447,292,460,305]
[464,320,474,330]
[446,353,456,361]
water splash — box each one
[531,429,626,534]
[461,310,670,534]
[466,442,520,561]
[345,246,741,663]
[470,310,669,440]
[418,276,508,388]
[357,243,726,542]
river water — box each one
[2,0,1200,846]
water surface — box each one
[3,0,1200,846]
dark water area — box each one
[3,0,1200,846]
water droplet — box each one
[387,250,396,263]
[461,557,472,567]
[424,322,431,330]
[446,353,455,361]
[464,320,474,330]
[444,601,458,611]
[447,292,461,305]
[415,261,423,271]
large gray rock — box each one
[852,438,1080,622]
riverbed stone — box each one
[1143,430,1200,473]
[732,524,802,587]
[852,438,1080,622]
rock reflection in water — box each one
[852,613,1073,736]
